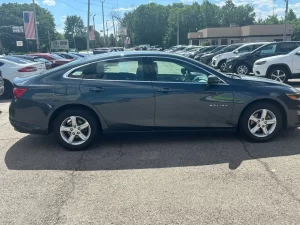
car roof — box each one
[29,53,51,56]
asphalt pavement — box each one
[1,81,300,224]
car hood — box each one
[201,53,214,58]
[256,54,288,62]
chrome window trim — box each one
[62,55,228,84]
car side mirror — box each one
[296,51,300,56]
[207,75,222,85]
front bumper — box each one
[253,64,267,77]
[211,59,218,68]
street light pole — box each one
[283,0,289,41]
[106,20,109,46]
[101,0,106,47]
[87,0,90,52]
[93,14,96,48]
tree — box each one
[287,9,297,22]
[64,15,85,37]
[0,3,55,52]
[109,34,116,47]
[264,15,280,24]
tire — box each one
[218,60,227,72]
[235,63,250,75]
[3,80,13,99]
[53,109,100,151]
[239,102,283,142]
[267,66,289,83]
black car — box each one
[200,44,243,65]
[53,52,82,60]
[226,41,300,75]
[14,55,53,69]
[194,46,225,60]
[9,51,300,150]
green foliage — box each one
[64,15,85,37]
[109,34,116,47]
[201,41,210,46]
[122,0,256,47]
[0,3,55,53]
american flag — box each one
[89,25,95,41]
[23,11,36,39]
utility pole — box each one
[283,0,289,41]
[112,15,116,37]
[87,0,90,52]
[32,0,39,52]
[106,20,109,47]
[101,0,106,47]
[47,29,51,52]
[177,14,179,45]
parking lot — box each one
[0,80,300,224]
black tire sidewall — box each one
[53,109,99,151]
[268,67,289,83]
[218,60,226,71]
[240,102,283,141]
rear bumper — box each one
[9,118,49,135]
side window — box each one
[277,43,299,53]
[62,54,73,59]
[237,46,252,53]
[70,58,144,80]
[149,58,209,83]
[252,44,263,51]
[259,44,277,55]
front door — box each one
[78,57,155,131]
[146,57,234,128]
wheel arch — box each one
[217,59,227,69]
[237,98,288,129]
[48,103,107,133]
[266,64,292,77]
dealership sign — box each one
[16,41,23,47]
[51,40,69,50]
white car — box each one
[0,56,46,97]
[253,46,300,83]
[211,42,269,71]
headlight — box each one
[255,61,266,65]
[286,93,300,100]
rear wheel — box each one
[239,102,283,141]
[267,66,289,83]
[3,80,13,98]
[53,109,99,151]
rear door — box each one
[78,57,155,131]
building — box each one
[188,24,293,45]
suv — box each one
[226,41,300,75]
[212,42,268,72]
[253,46,300,83]
[200,44,243,66]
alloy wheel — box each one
[236,65,248,74]
[248,109,277,138]
[60,116,91,145]
[270,70,286,83]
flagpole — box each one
[32,0,39,52]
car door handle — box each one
[89,87,106,92]
[156,88,173,93]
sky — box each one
[1,0,300,35]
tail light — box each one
[18,66,37,72]
[13,88,28,99]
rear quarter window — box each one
[277,43,300,53]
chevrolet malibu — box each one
[9,52,300,150]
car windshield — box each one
[211,46,225,53]
[51,54,65,59]
[3,56,31,64]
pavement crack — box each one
[239,138,300,205]
[53,150,86,225]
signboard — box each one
[16,41,23,47]
[12,26,24,33]
[118,27,127,36]
[51,40,69,50]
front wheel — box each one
[53,109,99,151]
[235,64,250,75]
[218,60,227,72]
[267,66,289,83]
[239,102,283,141]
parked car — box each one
[167,45,187,53]
[175,46,199,54]
[200,44,242,66]
[14,55,53,69]
[226,41,300,75]
[253,46,300,83]
[9,51,300,150]
[0,70,4,96]
[93,48,109,54]
[52,52,82,60]
[181,47,204,57]
[212,42,268,72]
[0,56,46,97]
[193,46,221,60]
[29,53,72,68]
